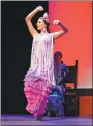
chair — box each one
[63,60,79,116]
[64,60,78,89]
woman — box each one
[24,6,68,120]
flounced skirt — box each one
[24,68,52,117]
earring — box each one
[42,28,47,32]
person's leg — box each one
[36,115,43,121]
[58,103,64,116]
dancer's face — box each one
[36,18,47,31]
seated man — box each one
[53,51,69,115]
[47,51,69,116]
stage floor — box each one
[1,115,92,125]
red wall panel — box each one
[49,2,92,88]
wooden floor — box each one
[1,115,92,126]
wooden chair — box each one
[63,60,79,116]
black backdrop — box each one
[2,1,48,114]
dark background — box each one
[2,1,48,114]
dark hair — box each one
[40,17,50,32]
[54,51,62,59]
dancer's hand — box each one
[36,6,44,11]
[53,20,60,25]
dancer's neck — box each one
[40,28,48,35]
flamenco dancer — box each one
[24,6,68,121]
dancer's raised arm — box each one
[52,20,68,39]
[25,6,43,37]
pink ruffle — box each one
[24,70,52,117]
